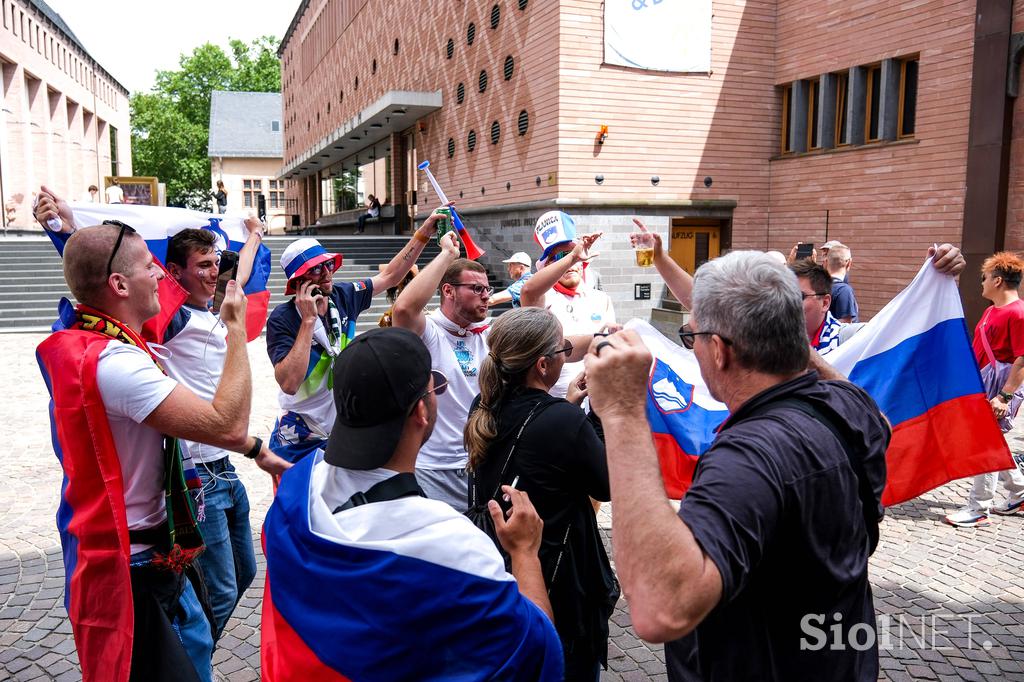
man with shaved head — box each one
[37,221,263,682]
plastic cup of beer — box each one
[634,233,655,268]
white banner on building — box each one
[604,0,712,73]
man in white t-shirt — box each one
[521,211,616,397]
[105,179,124,204]
[161,225,289,640]
[35,222,266,682]
[393,232,491,511]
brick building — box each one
[0,0,131,230]
[278,0,1024,324]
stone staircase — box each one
[0,235,507,333]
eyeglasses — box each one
[409,370,448,414]
[450,283,494,296]
[678,324,733,350]
[305,260,338,278]
[546,340,573,357]
[103,220,137,277]
[801,292,827,300]
[550,249,572,263]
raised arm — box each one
[34,185,79,234]
[519,233,602,308]
[371,213,443,293]
[392,231,461,336]
[272,280,323,395]
[584,331,722,641]
[235,216,265,289]
[631,218,694,309]
[144,281,253,452]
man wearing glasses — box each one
[391,232,495,510]
[266,219,441,464]
[584,251,892,681]
[35,222,264,682]
[520,211,615,397]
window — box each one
[834,72,850,146]
[109,126,119,176]
[268,180,285,209]
[898,57,918,138]
[243,178,263,208]
[806,77,820,150]
[467,22,476,45]
[504,55,515,81]
[865,64,881,142]
[272,120,280,132]
[780,84,794,154]
[518,110,529,136]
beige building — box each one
[0,0,131,229]
[279,0,1024,324]
[208,90,290,232]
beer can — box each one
[434,207,455,243]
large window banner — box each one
[604,0,712,73]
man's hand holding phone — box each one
[296,280,326,321]
[489,484,543,558]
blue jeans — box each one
[195,457,257,639]
[130,549,213,682]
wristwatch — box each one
[244,436,263,459]
[999,391,1014,403]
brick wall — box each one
[0,0,130,229]
[769,0,976,317]
[1006,3,1024,252]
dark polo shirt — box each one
[666,371,889,682]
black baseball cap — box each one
[325,327,433,470]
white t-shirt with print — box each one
[95,341,178,554]
[162,305,230,464]
[543,285,616,397]
[418,311,491,470]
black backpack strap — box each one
[333,472,424,513]
[746,397,881,554]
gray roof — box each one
[208,91,283,158]
[27,0,128,94]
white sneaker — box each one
[991,498,1024,516]
[944,508,991,527]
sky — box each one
[42,0,301,93]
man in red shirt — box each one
[946,252,1024,527]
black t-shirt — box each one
[666,372,889,682]
[471,387,614,660]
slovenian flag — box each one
[261,453,564,681]
[634,256,1014,505]
[45,203,273,341]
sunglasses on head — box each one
[102,220,137,276]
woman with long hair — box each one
[465,307,615,681]
[214,180,228,214]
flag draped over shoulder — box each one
[632,257,1013,505]
[46,203,273,341]
[261,454,564,682]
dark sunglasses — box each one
[550,249,572,263]
[102,220,137,276]
[409,370,448,414]
[801,292,827,300]
[678,324,733,351]
[546,340,573,357]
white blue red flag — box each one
[45,203,272,341]
[261,453,564,681]
[634,257,1014,505]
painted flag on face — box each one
[45,203,272,341]
[631,256,1013,505]
[261,453,564,681]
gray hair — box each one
[692,251,809,374]
[826,245,852,270]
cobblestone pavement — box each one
[2,331,1024,681]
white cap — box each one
[821,240,843,250]
[502,252,532,267]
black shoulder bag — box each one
[465,401,546,555]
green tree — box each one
[131,36,281,209]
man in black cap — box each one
[261,327,565,680]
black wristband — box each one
[244,436,263,459]
[999,391,1014,402]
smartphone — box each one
[211,250,239,314]
[795,242,815,260]
[495,476,519,516]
